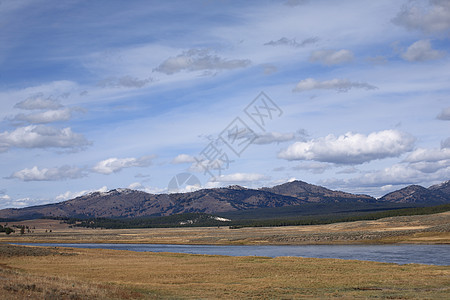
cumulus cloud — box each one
[92,155,155,174]
[0,196,50,209]
[437,107,450,120]
[326,146,450,192]
[409,160,450,174]
[128,182,145,190]
[9,165,86,181]
[97,75,153,88]
[0,125,90,152]
[278,130,415,164]
[401,40,445,61]
[324,160,450,192]
[55,186,108,202]
[326,164,425,188]
[264,37,319,48]
[14,95,63,110]
[404,147,450,163]
[309,49,354,65]
[210,173,269,183]
[172,154,196,164]
[293,78,377,92]
[392,0,450,33]
[154,49,251,75]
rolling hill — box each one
[0,180,449,220]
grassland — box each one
[1,211,449,245]
[1,212,449,299]
[1,243,449,299]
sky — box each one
[0,0,449,209]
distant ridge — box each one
[0,180,448,220]
[380,181,450,204]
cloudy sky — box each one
[1,0,449,209]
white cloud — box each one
[172,154,196,164]
[128,182,145,190]
[278,130,415,164]
[9,165,85,181]
[328,164,424,188]
[168,183,202,194]
[401,40,445,62]
[0,194,11,201]
[154,48,251,75]
[293,78,377,92]
[309,49,354,65]
[437,107,450,120]
[404,147,450,163]
[92,155,155,174]
[0,197,36,209]
[14,95,63,110]
[210,173,269,183]
[409,160,450,174]
[253,132,296,145]
[392,0,450,33]
[142,186,167,194]
[0,125,90,152]
[324,161,450,191]
[97,75,153,88]
[55,186,108,201]
[10,108,73,124]
[264,37,319,48]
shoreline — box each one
[1,211,449,245]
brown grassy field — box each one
[1,211,449,245]
[1,212,449,299]
[0,243,449,299]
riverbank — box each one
[1,243,449,299]
[1,211,449,245]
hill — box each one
[0,180,448,220]
[379,183,449,204]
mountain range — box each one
[0,180,449,220]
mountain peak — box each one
[0,179,448,220]
[225,185,247,190]
[379,183,448,204]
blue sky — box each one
[1,0,449,209]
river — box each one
[15,243,450,266]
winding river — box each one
[15,243,450,266]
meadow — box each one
[1,243,449,299]
[1,211,449,245]
[1,212,449,299]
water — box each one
[14,243,450,266]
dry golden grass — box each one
[0,245,141,299]
[1,245,449,299]
[0,266,140,300]
[1,211,449,245]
